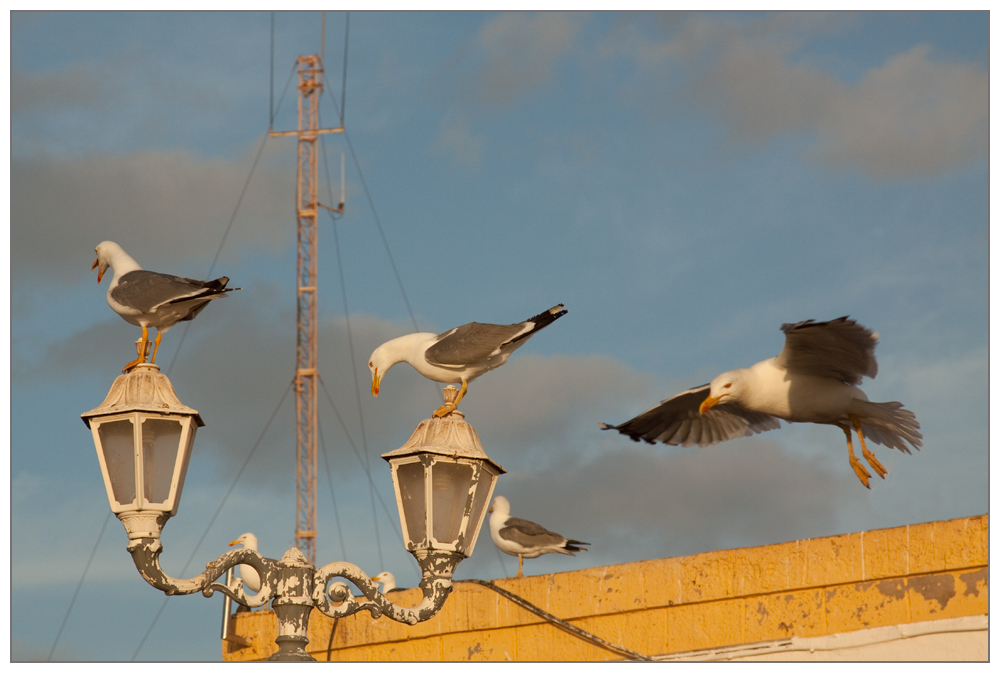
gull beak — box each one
[92,258,105,283]
[371,370,380,397]
[228,540,239,547]
[488,505,493,514]
[369,575,379,582]
[699,394,723,414]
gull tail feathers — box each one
[511,303,568,345]
[854,400,923,454]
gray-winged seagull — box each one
[600,317,922,488]
[488,496,589,578]
[370,571,405,593]
[93,241,239,373]
[368,304,567,417]
[228,532,261,593]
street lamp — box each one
[82,368,503,661]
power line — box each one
[131,380,293,659]
[47,510,113,661]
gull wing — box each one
[775,316,878,385]
[424,322,529,366]
[600,384,781,447]
[112,270,230,314]
[499,517,567,547]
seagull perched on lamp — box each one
[368,304,567,417]
[92,241,239,373]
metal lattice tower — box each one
[271,54,343,564]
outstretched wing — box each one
[600,384,781,447]
[775,316,878,385]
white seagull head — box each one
[370,571,396,592]
[700,370,746,413]
[92,240,140,284]
[229,532,258,550]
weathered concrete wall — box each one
[223,514,988,661]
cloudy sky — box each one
[9,11,989,662]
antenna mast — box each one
[270,53,344,564]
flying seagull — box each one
[228,532,261,593]
[368,304,567,418]
[93,241,239,373]
[488,496,589,578]
[600,317,922,488]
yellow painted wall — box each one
[223,514,988,661]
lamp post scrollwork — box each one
[83,366,503,661]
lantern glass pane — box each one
[464,463,499,553]
[141,418,182,505]
[396,460,427,546]
[98,419,137,507]
[432,461,473,544]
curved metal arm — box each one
[126,538,276,608]
[312,562,452,625]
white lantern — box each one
[382,388,504,566]
[82,363,203,539]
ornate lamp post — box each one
[82,368,503,661]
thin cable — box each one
[163,127,270,375]
[47,510,113,661]
[317,375,417,569]
[457,580,653,661]
[319,131,384,570]
[269,12,275,129]
[325,617,340,660]
[342,131,420,333]
[340,12,349,125]
[131,380,293,659]
[161,59,299,375]
[331,215,384,571]
[317,418,348,562]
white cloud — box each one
[10,148,293,284]
[489,438,858,565]
[610,13,987,178]
[434,112,482,166]
[474,12,585,108]
[813,46,988,176]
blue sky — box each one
[8,11,990,662]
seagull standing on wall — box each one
[368,304,567,418]
[600,317,922,488]
[488,496,589,578]
[93,241,239,373]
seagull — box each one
[488,496,589,578]
[600,317,922,489]
[92,241,239,373]
[228,532,261,593]
[370,571,404,593]
[368,304,568,417]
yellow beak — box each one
[699,394,723,414]
[92,258,104,283]
[371,370,380,397]
[228,540,239,547]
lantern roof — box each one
[81,363,204,428]
[381,390,504,474]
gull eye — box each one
[723,383,732,389]
[369,361,373,368]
